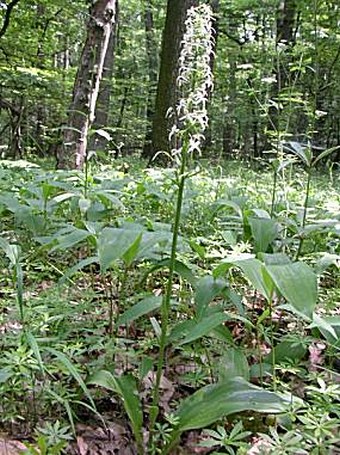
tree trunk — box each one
[91,2,118,151]
[145,0,198,162]
[202,0,219,152]
[57,0,117,169]
[276,0,297,46]
[142,0,159,158]
[269,0,297,133]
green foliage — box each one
[200,421,251,454]
[88,370,144,451]
[173,377,286,432]
[0,156,338,453]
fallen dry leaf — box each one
[0,437,27,455]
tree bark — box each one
[0,0,21,40]
[57,0,117,169]
[203,0,219,152]
[142,0,159,158]
[145,0,198,162]
[90,2,118,151]
[271,0,297,129]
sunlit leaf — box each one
[312,145,340,166]
[175,377,287,431]
[266,262,317,319]
[87,370,143,446]
[98,227,143,271]
[219,348,249,381]
[117,295,162,326]
[195,275,228,319]
[178,311,229,346]
[248,217,278,253]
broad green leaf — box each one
[139,356,154,380]
[189,239,206,259]
[137,231,172,260]
[41,182,55,201]
[283,141,312,167]
[0,194,21,212]
[219,348,249,381]
[87,369,119,392]
[213,256,274,300]
[122,232,143,266]
[248,217,278,253]
[60,256,99,284]
[117,295,162,326]
[314,253,340,275]
[51,226,92,251]
[212,200,243,219]
[0,368,13,383]
[178,311,229,346]
[96,190,124,209]
[265,338,307,364]
[213,253,253,278]
[0,237,19,265]
[143,258,197,287]
[314,316,340,346]
[150,316,161,338]
[51,192,77,204]
[167,319,196,344]
[266,262,317,319]
[134,231,171,260]
[259,253,291,266]
[15,207,45,235]
[195,275,228,319]
[115,374,143,442]
[211,325,234,343]
[87,370,143,446]
[221,230,237,246]
[175,377,287,431]
[310,314,338,341]
[98,227,142,272]
[312,145,340,166]
[251,209,271,219]
[78,197,91,214]
[234,258,273,301]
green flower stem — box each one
[149,144,188,442]
[270,167,278,217]
[295,167,312,261]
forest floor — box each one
[0,158,339,454]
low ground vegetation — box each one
[0,157,339,454]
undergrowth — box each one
[0,156,339,454]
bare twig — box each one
[0,0,21,40]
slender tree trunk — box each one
[203,0,219,152]
[145,0,198,162]
[57,0,117,169]
[142,0,159,158]
[91,1,118,151]
[276,0,297,46]
[35,3,46,156]
[269,0,297,132]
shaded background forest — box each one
[0,0,339,166]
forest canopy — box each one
[0,0,339,165]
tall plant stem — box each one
[149,146,188,444]
[295,168,311,261]
[269,298,277,390]
[270,169,278,217]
